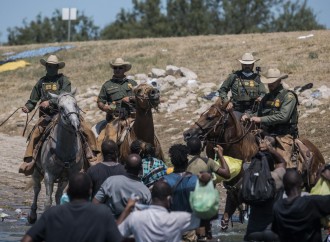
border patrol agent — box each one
[242,68,299,165]
[218,53,267,113]
[97,58,137,144]
[97,58,137,120]
[20,55,98,175]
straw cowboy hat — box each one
[238,52,260,65]
[40,55,65,69]
[261,68,288,84]
[110,58,132,72]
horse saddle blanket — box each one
[102,117,134,144]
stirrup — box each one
[220,217,229,231]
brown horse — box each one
[183,97,325,229]
[93,83,164,162]
[118,83,164,161]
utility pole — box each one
[62,8,77,42]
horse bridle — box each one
[195,105,227,140]
[58,93,80,123]
[195,105,253,145]
[135,86,160,111]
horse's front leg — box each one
[28,170,42,224]
[44,172,55,210]
[55,180,68,205]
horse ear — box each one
[48,92,59,99]
[71,87,77,96]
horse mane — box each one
[212,99,258,161]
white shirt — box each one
[118,205,200,242]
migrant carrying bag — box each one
[189,180,220,219]
[310,177,330,228]
[213,156,242,183]
[241,152,276,205]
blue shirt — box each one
[163,172,197,212]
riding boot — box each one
[18,157,35,176]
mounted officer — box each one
[242,68,299,166]
[97,58,137,144]
[19,55,98,175]
[218,53,266,114]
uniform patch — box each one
[52,84,57,91]
[45,84,52,90]
[128,83,133,89]
[249,81,255,87]
[106,87,119,92]
[287,93,294,100]
[274,99,281,107]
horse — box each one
[93,83,164,162]
[28,91,85,224]
[183,97,325,229]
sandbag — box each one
[189,180,219,219]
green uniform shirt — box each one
[97,77,137,110]
[25,74,71,112]
[218,70,266,113]
[257,84,298,135]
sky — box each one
[0,0,329,43]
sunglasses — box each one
[113,67,124,70]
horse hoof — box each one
[27,213,37,224]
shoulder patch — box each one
[287,92,295,100]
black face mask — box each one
[46,64,59,76]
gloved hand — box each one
[22,106,30,113]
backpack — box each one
[241,152,276,205]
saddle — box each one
[98,117,135,145]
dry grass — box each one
[1,30,330,159]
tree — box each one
[267,0,325,32]
[100,0,325,40]
[6,10,99,45]
[101,0,168,39]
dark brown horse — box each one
[183,98,325,229]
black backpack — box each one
[241,152,276,205]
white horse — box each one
[28,91,85,224]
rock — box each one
[180,67,198,79]
[174,77,189,87]
[166,65,181,76]
[164,75,176,85]
[167,100,188,113]
[135,73,148,81]
[151,68,166,78]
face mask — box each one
[46,64,59,76]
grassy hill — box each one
[0,30,330,160]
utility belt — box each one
[267,124,298,138]
[233,100,256,113]
[106,108,136,122]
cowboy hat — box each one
[261,68,288,84]
[40,55,65,69]
[110,58,132,72]
[238,52,260,65]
